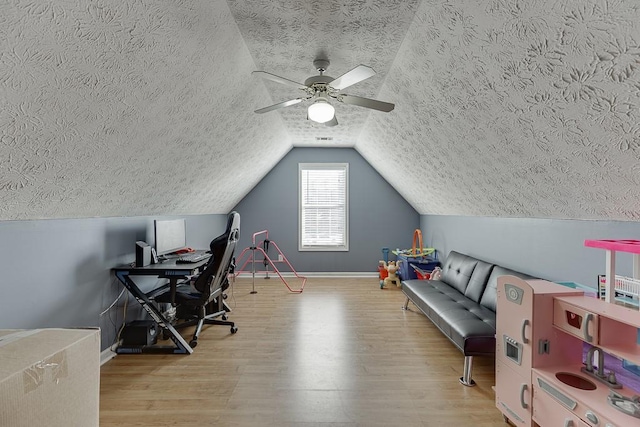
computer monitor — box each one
[154,219,186,256]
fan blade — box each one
[255,98,303,114]
[324,116,338,127]
[252,71,305,89]
[329,65,376,90]
[340,94,394,112]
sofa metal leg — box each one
[459,356,476,386]
[402,297,410,310]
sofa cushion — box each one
[464,260,494,303]
[402,279,496,356]
[480,266,536,312]
[440,251,479,295]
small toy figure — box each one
[379,260,402,288]
[430,266,442,281]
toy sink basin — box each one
[555,372,597,391]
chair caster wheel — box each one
[189,340,198,348]
[222,314,227,320]
[230,327,238,334]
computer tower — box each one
[121,320,158,346]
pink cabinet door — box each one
[497,278,534,372]
[496,360,532,427]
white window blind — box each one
[299,163,348,251]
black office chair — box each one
[155,211,240,348]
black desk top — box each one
[113,258,209,275]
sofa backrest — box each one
[440,251,479,294]
[464,260,494,303]
[480,266,536,312]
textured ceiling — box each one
[228,0,419,147]
[1,0,640,221]
[0,0,290,219]
[357,0,640,220]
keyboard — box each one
[176,252,211,264]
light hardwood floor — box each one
[100,277,506,426]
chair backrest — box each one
[192,211,240,300]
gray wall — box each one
[422,215,640,288]
[233,147,420,273]
[3,195,637,352]
[0,214,226,351]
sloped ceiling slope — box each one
[228,0,420,147]
[358,0,640,220]
[0,0,289,220]
[3,0,640,222]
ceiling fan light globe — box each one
[308,100,335,123]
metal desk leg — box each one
[115,271,193,354]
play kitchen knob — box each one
[585,411,599,424]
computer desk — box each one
[113,257,210,354]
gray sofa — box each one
[401,251,535,386]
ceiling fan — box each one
[252,59,395,127]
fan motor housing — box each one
[304,75,334,87]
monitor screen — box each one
[154,219,186,256]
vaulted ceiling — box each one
[2,1,640,221]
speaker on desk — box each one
[135,241,151,267]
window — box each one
[299,163,348,251]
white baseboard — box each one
[237,271,378,278]
[100,345,117,366]
[299,272,378,278]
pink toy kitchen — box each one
[496,240,640,426]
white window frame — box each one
[298,163,349,252]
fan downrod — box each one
[305,58,333,87]
[313,59,330,74]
